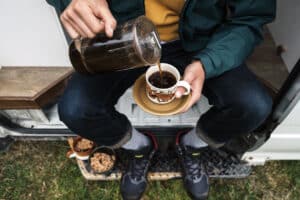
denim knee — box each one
[58,98,84,131]
[234,88,273,129]
[58,97,80,129]
[58,94,108,133]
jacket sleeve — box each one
[46,0,71,12]
[194,0,276,79]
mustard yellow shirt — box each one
[145,0,185,41]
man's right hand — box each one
[60,0,117,39]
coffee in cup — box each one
[149,71,177,88]
[145,63,191,104]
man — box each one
[47,0,276,199]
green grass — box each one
[0,141,300,200]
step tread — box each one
[76,148,252,181]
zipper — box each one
[179,0,191,42]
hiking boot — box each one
[120,133,158,200]
[176,132,209,200]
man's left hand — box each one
[175,61,205,113]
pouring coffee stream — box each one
[69,16,162,74]
[157,62,163,86]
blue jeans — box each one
[58,41,272,148]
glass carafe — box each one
[69,16,161,74]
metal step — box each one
[1,88,211,129]
[76,147,252,181]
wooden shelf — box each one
[0,67,73,109]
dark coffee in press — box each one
[69,16,161,74]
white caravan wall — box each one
[1,1,298,69]
[243,100,300,163]
[0,0,71,67]
[268,0,300,72]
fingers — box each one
[176,66,196,98]
[175,62,206,113]
[180,78,202,113]
[93,3,117,37]
[60,16,79,39]
[74,4,105,36]
[68,9,95,38]
[68,19,87,38]
[183,69,195,84]
[175,87,186,98]
[188,80,202,107]
[60,0,116,39]
[60,12,83,39]
[61,7,89,38]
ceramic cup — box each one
[145,63,191,104]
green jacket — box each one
[47,0,276,78]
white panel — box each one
[268,0,300,71]
[276,101,300,126]
[244,101,300,163]
[0,0,71,67]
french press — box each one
[69,16,161,74]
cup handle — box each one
[67,150,76,159]
[177,80,191,95]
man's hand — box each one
[175,61,205,113]
[60,0,117,39]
